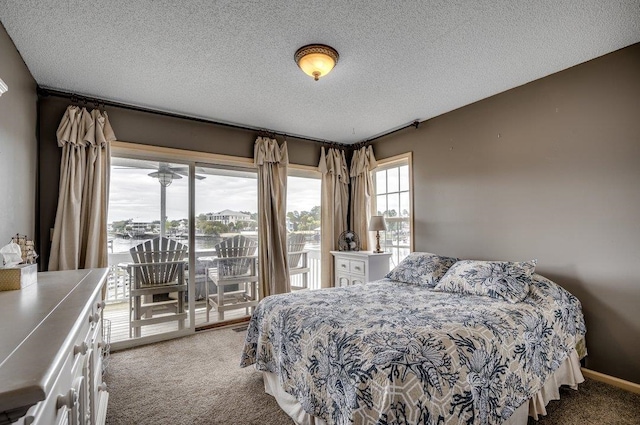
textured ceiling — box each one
[1,1,639,144]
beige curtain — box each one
[350,146,377,251]
[255,137,290,298]
[319,147,349,288]
[49,106,115,271]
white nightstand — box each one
[330,250,392,287]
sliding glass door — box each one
[105,143,322,347]
[287,170,322,290]
[105,157,191,344]
[193,164,258,327]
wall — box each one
[372,43,640,384]
[37,95,322,269]
[0,23,36,246]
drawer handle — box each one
[354,266,361,271]
[57,388,78,409]
[96,300,106,309]
[74,341,88,356]
[89,313,100,324]
[341,264,347,268]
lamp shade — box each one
[368,215,387,232]
[294,44,339,81]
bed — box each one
[240,254,587,425]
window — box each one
[373,153,413,267]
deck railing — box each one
[106,248,322,304]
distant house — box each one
[206,210,251,226]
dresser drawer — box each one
[349,260,366,276]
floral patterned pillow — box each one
[385,252,459,287]
[433,259,537,303]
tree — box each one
[287,207,321,231]
[241,211,258,222]
[111,219,131,233]
[200,221,229,235]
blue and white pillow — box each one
[433,259,537,303]
[386,252,459,287]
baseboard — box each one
[581,368,640,394]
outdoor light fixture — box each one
[149,170,180,187]
[368,215,387,253]
[0,78,8,97]
[294,44,339,81]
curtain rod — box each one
[37,87,349,147]
[364,120,422,144]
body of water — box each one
[109,235,320,256]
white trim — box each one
[112,140,255,168]
[289,163,321,178]
[110,328,193,351]
[376,152,412,169]
[581,368,640,394]
[371,152,415,253]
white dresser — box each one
[330,251,392,287]
[0,268,109,425]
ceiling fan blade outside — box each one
[169,167,206,180]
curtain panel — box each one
[255,137,290,298]
[318,147,349,288]
[350,145,377,251]
[49,106,116,271]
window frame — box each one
[372,152,414,264]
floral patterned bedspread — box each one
[240,274,586,425]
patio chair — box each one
[206,235,259,321]
[128,237,188,337]
[288,233,310,290]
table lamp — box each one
[368,215,387,253]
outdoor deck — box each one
[105,248,321,344]
[103,301,250,343]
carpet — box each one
[105,328,640,425]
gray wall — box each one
[0,23,36,245]
[372,43,640,384]
[37,95,322,269]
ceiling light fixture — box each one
[294,44,339,81]
[0,78,8,97]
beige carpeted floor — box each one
[105,327,640,425]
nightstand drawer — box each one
[349,260,366,276]
[336,258,350,273]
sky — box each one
[108,167,321,223]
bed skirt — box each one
[262,348,585,425]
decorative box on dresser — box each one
[330,251,392,287]
[0,268,109,425]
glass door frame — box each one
[109,141,319,349]
[110,141,255,350]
